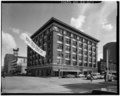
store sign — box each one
[24,33,46,57]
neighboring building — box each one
[98,59,116,74]
[4,54,17,75]
[103,42,116,64]
[4,48,27,75]
[27,17,99,76]
[98,42,117,74]
[17,56,27,74]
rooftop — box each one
[31,17,100,42]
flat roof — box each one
[31,17,100,42]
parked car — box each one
[87,73,102,80]
[78,74,85,78]
[100,74,104,79]
[65,74,75,78]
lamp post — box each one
[59,53,63,78]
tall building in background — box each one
[102,42,116,74]
[103,42,116,64]
[27,17,99,76]
[4,48,27,75]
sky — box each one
[1,1,117,66]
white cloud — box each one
[9,27,20,34]
[2,31,17,66]
[2,31,17,50]
[102,24,113,31]
[70,15,86,30]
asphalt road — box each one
[1,76,117,94]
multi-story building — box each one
[4,54,17,75]
[27,17,99,76]
[98,59,116,74]
[103,42,116,64]
[98,42,117,74]
[17,56,27,74]
[4,48,27,75]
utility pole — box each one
[106,49,109,82]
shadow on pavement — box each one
[62,81,117,94]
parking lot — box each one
[1,76,117,93]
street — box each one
[1,76,117,93]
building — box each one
[98,59,116,74]
[4,54,17,75]
[98,42,117,74]
[27,17,99,77]
[4,48,27,75]
[17,56,27,74]
[103,42,116,64]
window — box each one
[84,57,88,61]
[59,29,63,34]
[73,61,77,66]
[89,46,92,50]
[79,43,83,48]
[88,41,92,45]
[79,56,82,60]
[57,51,63,57]
[93,47,96,52]
[79,37,83,42]
[79,62,82,66]
[89,52,92,57]
[73,41,77,46]
[58,35,63,42]
[72,54,77,59]
[57,43,63,50]
[84,45,87,49]
[84,63,88,66]
[73,47,77,53]
[65,53,70,58]
[83,39,88,43]
[65,31,71,37]
[93,64,96,68]
[79,49,82,54]
[57,58,61,64]
[89,63,92,67]
[89,58,92,62]
[66,46,71,51]
[65,60,70,65]
[65,38,71,44]
[73,34,77,39]
[84,51,88,55]
[53,26,59,31]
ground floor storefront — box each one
[27,65,98,77]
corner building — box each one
[27,17,99,76]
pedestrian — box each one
[2,72,5,78]
[90,73,93,82]
[104,72,106,82]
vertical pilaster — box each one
[91,43,93,68]
[96,46,98,69]
[87,41,89,67]
[77,36,79,66]
[70,34,73,66]
[52,30,57,65]
[82,39,84,68]
[63,31,66,65]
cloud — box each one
[2,31,17,50]
[70,15,86,30]
[102,24,113,31]
[9,27,21,34]
[102,19,113,31]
